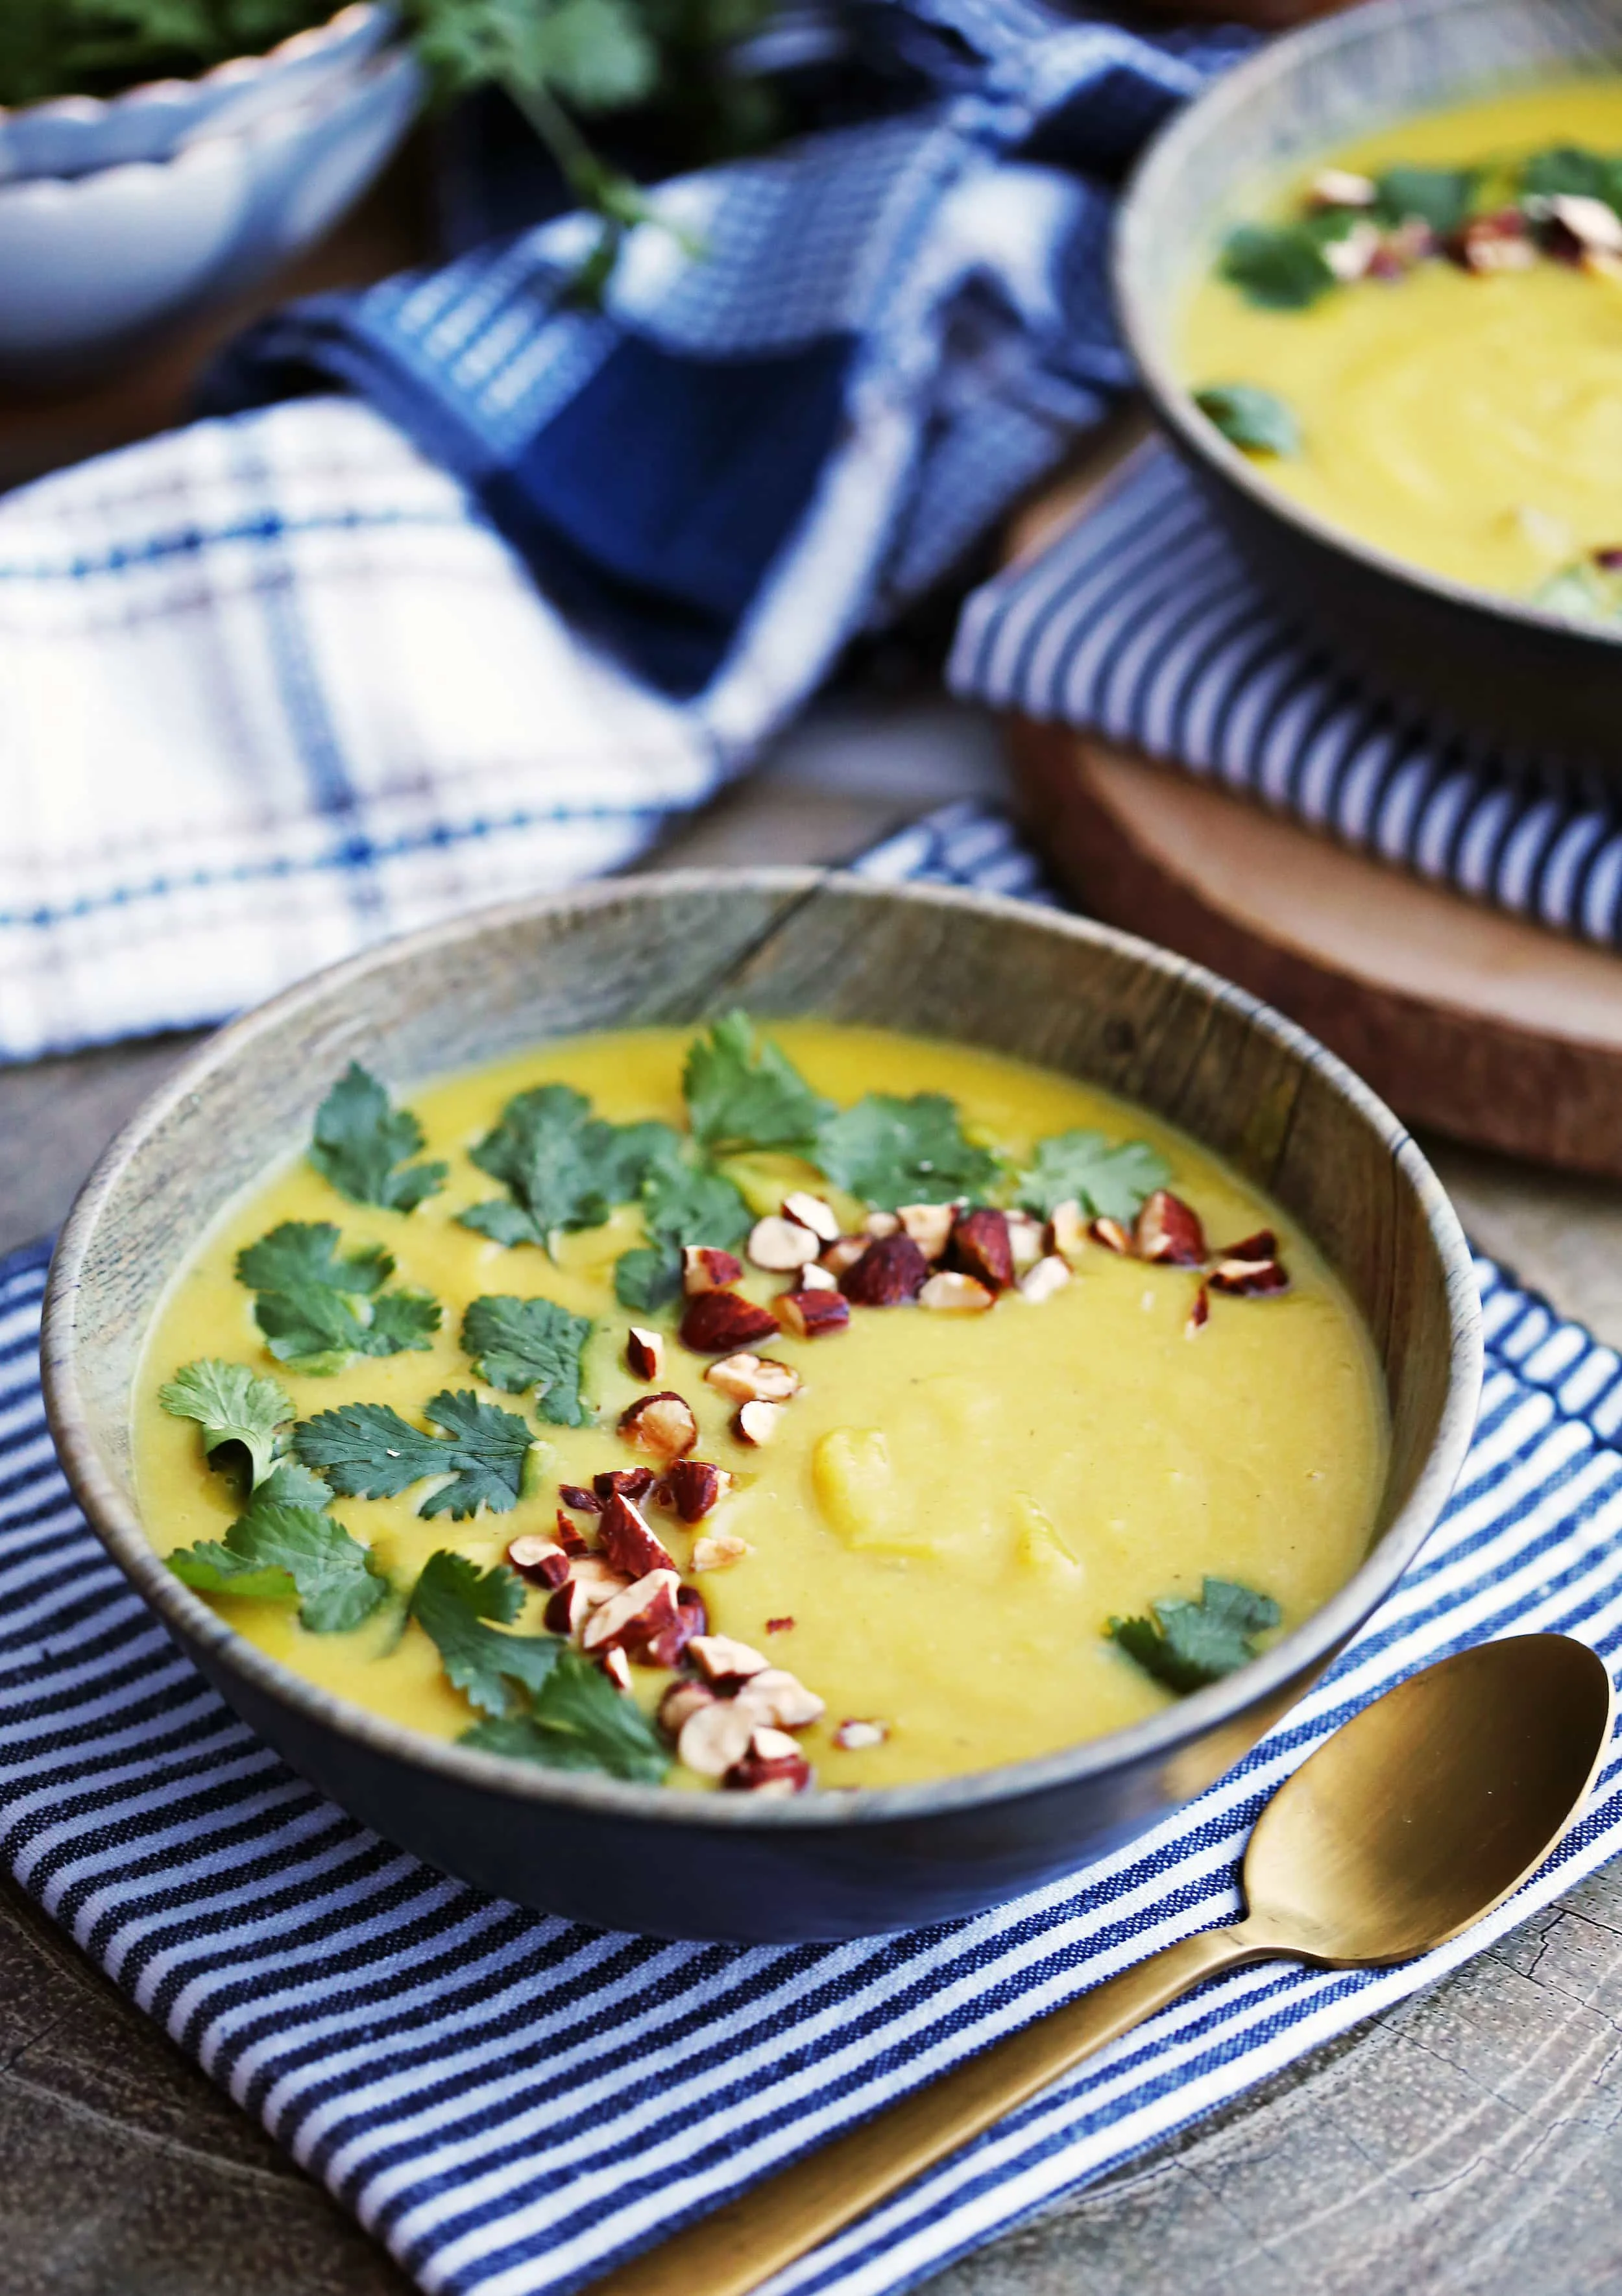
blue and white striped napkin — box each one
[5,818,1622,2296]
[950,447,1622,950]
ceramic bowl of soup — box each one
[1115,0,1622,771]
[40,875,1479,1942]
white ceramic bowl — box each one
[0,3,397,181]
[0,34,422,381]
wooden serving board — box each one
[1008,722,1622,1181]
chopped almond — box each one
[692,1532,752,1572]
[1135,1190,1206,1267]
[594,1468,657,1505]
[1018,1253,1071,1305]
[683,1246,745,1296]
[659,1679,718,1737]
[864,1210,901,1238]
[1006,1212,1046,1273]
[747,1214,821,1272]
[618,1390,699,1459]
[705,1351,801,1404]
[949,1208,1014,1292]
[799,1263,838,1292]
[832,1718,889,1750]
[1309,166,1376,209]
[507,1534,572,1589]
[598,1490,677,1578]
[581,1567,681,1654]
[897,1202,956,1261]
[734,1398,785,1446]
[552,1509,589,1556]
[690,1632,768,1685]
[819,1236,869,1277]
[599,1647,634,1693]
[625,1325,664,1381]
[677,1698,757,1778]
[543,1556,633,1636]
[841,1232,930,1306]
[1186,1283,1210,1337]
[724,1726,812,1796]
[679,1290,780,1354]
[1090,1216,1133,1255]
[1218,1229,1277,1263]
[776,1288,851,1339]
[783,1190,841,1244]
[558,1482,602,1514]
[1048,1200,1087,1264]
[738,1667,825,1730]
[1209,1255,1290,1298]
[919,1271,994,1312]
[665,1457,732,1522]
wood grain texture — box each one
[1011,723,1622,1183]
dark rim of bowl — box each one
[1113,0,1622,655]
[42,869,1483,1835]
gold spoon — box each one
[596,1632,1614,2296]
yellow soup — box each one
[1181,82,1622,605]
[134,1022,1388,1791]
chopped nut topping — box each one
[1090,1216,1134,1255]
[641,1588,705,1670]
[618,1390,699,1460]
[1186,1283,1211,1337]
[690,1632,769,1685]
[679,1289,781,1354]
[949,1207,1014,1292]
[659,1679,718,1737]
[1135,1189,1207,1267]
[919,1270,995,1312]
[544,1559,633,1635]
[1209,1255,1290,1298]
[507,1534,572,1589]
[1309,167,1376,210]
[737,1667,825,1730]
[705,1351,801,1404]
[864,1210,901,1239]
[558,1482,602,1514]
[1323,219,1382,282]
[692,1532,752,1571]
[724,1726,812,1796]
[897,1202,956,1261]
[598,1490,677,1578]
[841,1231,930,1307]
[1216,1229,1277,1263]
[625,1325,664,1381]
[1006,1212,1046,1273]
[599,1647,634,1693]
[666,1457,732,1522]
[552,1508,589,1555]
[1048,1199,1087,1264]
[594,1467,657,1505]
[581,1567,681,1654]
[1455,208,1536,273]
[677,1698,757,1778]
[544,1579,588,1635]
[776,1288,851,1339]
[832,1718,889,1751]
[766,1615,795,1634]
[1547,192,1622,257]
[799,1263,839,1292]
[747,1214,821,1272]
[1018,1253,1071,1304]
[683,1246,745,1296]
[734,1398,786,1446]
[783,1190,841,1244]
[819,1236,869,1277]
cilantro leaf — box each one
[1219,222,1335,309]
[614,1147,752,1310]
[407,1550,564,1716]
[464,1646,668,1782]
[308,1063,448,1212]
[167,1464,388,1634]
[1520,146,1622,211]
[363,1290,444,1353]
[158,1359,293,1491]
[815,1093,999,1211]
[1013,1130,1171,1222]
[236,1222,391,1296]
[461,1295,592,1427]
[1194,383,1299,459]
[293,1389,537,1519]
[1372,164,1478,234]
[683,1011,832,1155]
[461,1086,679,1251]
[1109,1578,1282,1695]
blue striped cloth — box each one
[5,817,1622,2296]
[0,3,1246,1065]
[950,447,1622,950]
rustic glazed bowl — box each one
[1115,0,1622,773]
[42,875,1481,1943]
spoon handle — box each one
[593,1924,1267,2296]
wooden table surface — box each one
[6,160,1622,2296]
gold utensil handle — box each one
[593,1923,1265,2296]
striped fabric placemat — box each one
[949,448,1622,952]
[4,827,1621,2296]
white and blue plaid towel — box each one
[0,1,1245,1066]
[950,446,1622,949]
[4,813,1622,2296]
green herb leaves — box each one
[1218,221,1335,310]
[1194,383,1300,459]
[411,1553,668,1781]
[816,1094,999,1212]
[684,1011,832,1155]
[309,1063,447,1211]
[407,1551,563,1714]
[461,1085,678,1252]
[614,1148,751,1311]
[236,1222,441,1375]
[461,1295,592,1426]
[1520,144,1622,210]
[1013,1131,1170,1224]
[158,1359,293,1491]
[293,1388,538,1519]
[167,1464,389,1634]
[1372,163,1477,234]
[1110,1577,1282,1694]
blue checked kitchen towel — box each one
[4,812,1622,2296]
[0,1,1248,1066]
[950,445,1622,949]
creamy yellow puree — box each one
[134,1024,1388,1788]
[1181,82,1622,598]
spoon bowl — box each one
[1243,1634,1616,1966]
